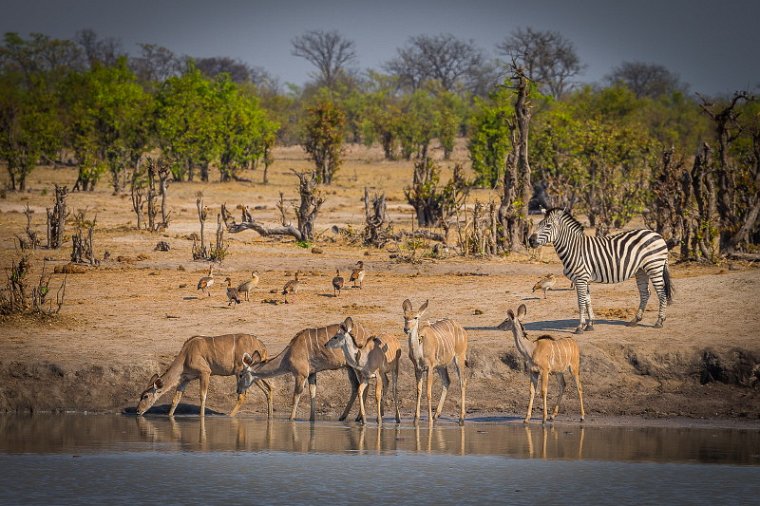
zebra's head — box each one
[529,209,561,248]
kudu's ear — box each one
[517,304,527,319]
[148,373,159,386]
[242,352,253,367]
[418,299,429,316]
[506,309,515,320]
[154,377,164,390]
[250,350,261,364]
[402,299,412,313]
[343,316,354,332]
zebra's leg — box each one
[649,267,668,328]
[584,284,596,331]
[628,269,650,327]
[574,280,589,334]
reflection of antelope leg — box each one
[578,427,585,459]
[541,425,548,459]
[459,425,465,456]
[524,425,534,458]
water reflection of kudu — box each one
[352,425,402,454]
[414,425,466,455]
[524,425,585,460]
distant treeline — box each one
[0,29,758,258]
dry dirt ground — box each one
[1,145,759,425]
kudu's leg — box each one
[357,379,368,426]
[426,369,435,425]
[380,373,389,418]
[434,367,451,420]
[454,355,466,425]
[169,379,189,417]
[393,358,401,423]
[290,374,307,421]
[540,370,550,424]
[229,391,247,417]
[308,373,318,422]
[339,368,359,422]
[199,372,210,417]
[375,374,384,426]
[525,372,538,423]
[551,373,567,421]
[573,366,585,421]
[258,379,274,419]
[414,368,423,425]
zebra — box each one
[528,208,674,333]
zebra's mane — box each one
[546,208,585,232]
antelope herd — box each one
[138,260,592,427]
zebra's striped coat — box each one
[529,209,674,332]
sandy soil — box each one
[1,144,759,425]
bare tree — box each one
[291,30,357,87]
[496,27,582,99]
[385,33,485,92]
[75,29,124,68]
[193,56,253,83]
[606,61,686,98]
[130,43,181,83]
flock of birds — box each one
[196,261,366,305]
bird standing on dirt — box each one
[225,277,241,306]
[282,271,301,303]
[533,274,557,299]
[197,265,214,297]
[237,271,259,302]
[332,269,344,297]
[350,261,365,289]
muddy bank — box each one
[2,341,758,421]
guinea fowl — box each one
[237,271,260,301]
[225,277,241,306]
[350,261,365,289]
[197,265,214,297]
[332,269,344,297]
[532,274,557,300]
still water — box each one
[0,414,758,505]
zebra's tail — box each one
[663,263,675,305]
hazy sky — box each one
[2,0,758,94]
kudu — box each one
[498,304,585,424]
[237,322,369,421]
[325,317,402,426]
[402,299,469,425]
[136,333,273,417]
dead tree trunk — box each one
[293,169,324,242]
[691,143,720,261]
[130,170,145,230]
[497,65,533,252]
[71,211,97,265]
[46,185,68,249]
[363,187,390,247]
[192,194,210,260]
[21,205,40,250]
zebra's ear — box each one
[516,304,527,319]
